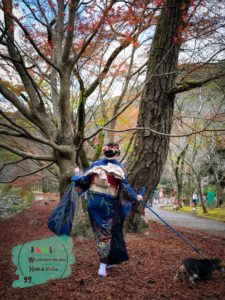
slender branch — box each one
[0,157,27,172]
[0,129,25,137]
[120,132,135,163]
[21,0,49,28]
[0,3,60,72]
[85,41,130,97]
[0,142,55,161]
[0,120,23,133]
[32,159,59,180]
[0,162,55,183]
[86,125,225,138]
[0,109,72,153]
[0,52,21,64]
[74,0,116,63]
[84,89,142,141]
[2,16,47,109]
[111,45,136,123]
[79,45,176,153]
[179,48,225,84]
[0,129,71,153]
[11,42,46,108]
[1,8,49,116]
[0,82,32,120]
[62,0,79,62]
[0,21,7,43]
[169,72,225,94]
[83,16,148,98]
[129,61,147,79]
[74,67,85,92]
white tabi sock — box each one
[98,263,107,277]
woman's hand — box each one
[74,167,80,174]
[137,195,143,202]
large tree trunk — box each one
[56,151,76,197]
[126,0,190,231]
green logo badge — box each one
[12,235,75,288]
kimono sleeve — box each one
[71,173,92,193]
[120,175,138,203]
[70,161,101,192]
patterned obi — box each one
[89,174,120,197]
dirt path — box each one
[0,201,225,300]
[145,206,225,238]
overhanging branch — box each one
[0,157,27,172]
[0,162,55,183]
[168,72,225,95]
[0,142,55,161]
[90,125,225,138]
[0,110,71,153]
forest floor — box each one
[0,200,225,300]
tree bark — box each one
[175,144,189,204]
[196,176,208,213]
[126,0,190,231]
[213,169,223,207]
[56,151,76,197]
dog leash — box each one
[142,201,207,258]
[139,188,206,258]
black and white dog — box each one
[173,258,224,285]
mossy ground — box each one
[166,205,225,222]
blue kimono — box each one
[71,158,138,264]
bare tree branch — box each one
[0,109,72,153]
[0,1,60,72]
[0,142,55,161]
[85,41,130,97]
[92,125,225,138]
[169,72,225,94]
[0,82,32,120]
[0,162,55,183]
[120,132,135,163]
[0,157,27,172]
[62,0,79,63]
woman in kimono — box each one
[71,143,143,277]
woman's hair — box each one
[103,143,121,158]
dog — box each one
[173,258,224,285]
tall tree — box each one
[0,0,154,194]
[125,0,225,230]
[126,0,191,230]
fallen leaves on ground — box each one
[0,201,224,300]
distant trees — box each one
[164,74,225,211]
